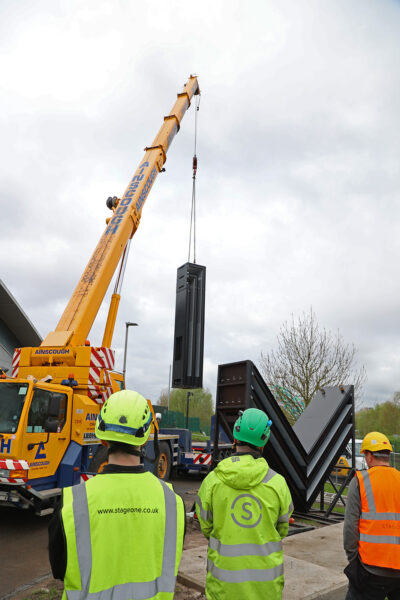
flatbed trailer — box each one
[153,428,232,476]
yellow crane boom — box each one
[42,75,200,348]
[0,77,200,513]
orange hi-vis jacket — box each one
[356,466,400,569]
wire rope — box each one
[188,94,201,263]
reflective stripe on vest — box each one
[263,468,293,525]
[356,468,400,569]
[360,533,400,544]
[195,494,213,521]
[361,512,400,521]
[209,536,282,557]
[66,479,178,600]
[262,468,277,485]
[207,558,284,583]
[359,470,376,512]
[278,501,294,523]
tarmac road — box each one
[0,473,203,600]
[0,506,53,599]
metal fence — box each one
[331,452,400,486]
[325,452,400,515]
[390,452,400,470]
[152,405,211,435]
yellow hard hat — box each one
[361,431,393,453]
[95,390,152,446]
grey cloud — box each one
[1,0,400,410]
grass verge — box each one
[324,481,348,495]
[22,586,62,600]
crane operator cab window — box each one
[0,382,28,434]
[27,388,67,434]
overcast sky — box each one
[1,0,400,408]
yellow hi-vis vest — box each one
[61,471,185,600]
[196,454,293,600]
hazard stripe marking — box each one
[0,459,30,470]
[193,453,211,465]
[11,348,21,378]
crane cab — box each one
[0,379,73,479]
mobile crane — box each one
[0,75,200,514]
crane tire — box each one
[88,445,108,473]
[157,442,172,480]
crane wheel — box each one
[157,442,172,480]
[89,445,108,473]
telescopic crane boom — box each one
[0,76,200,513]
[43,75,200,348]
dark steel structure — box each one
[172,262,206,389]
[213,360,354,512]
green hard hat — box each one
[95,390,153,446]
[233,408,272,447]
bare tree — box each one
[260,308,366,407]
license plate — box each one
[0,491,9,501]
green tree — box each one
[356,396,400,438]
[158,388,214,428]
[260,308,366,407]
[356,406,381,437]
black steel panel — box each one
[293,386,351,454]
[214,360,354,512]
[172,263,206,389]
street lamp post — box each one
[123,322,138,384]
[186,391,194,429]
[167,364,172,410]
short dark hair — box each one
[371,450,390,461]
[108,441,137,456]
[235,440,262,453]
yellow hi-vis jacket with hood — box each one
[196,454,293,600]
[60,471,185,600]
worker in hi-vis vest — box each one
[48,390,185,600]
[343,431,400,600]
[196,408,293,600]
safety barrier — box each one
[152,405,210,435]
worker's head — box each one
[361,431,392,467]
[95,390,152,455]
[233,408,272,452]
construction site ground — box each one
[1,474,349,600]
[9,523,207,600]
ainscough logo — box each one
[105,162,157,236]
[34,349,70,355]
